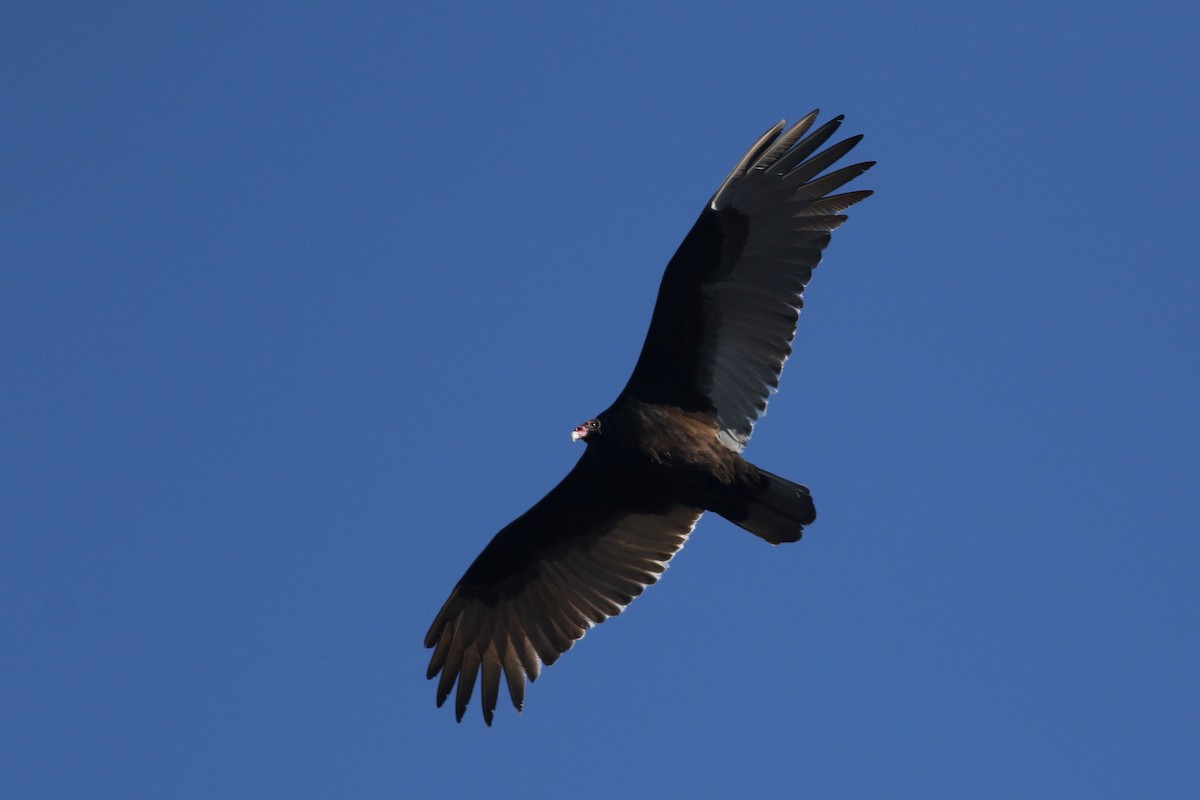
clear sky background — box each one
[4,2,1198,797]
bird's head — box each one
[571,418,601,442]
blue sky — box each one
[4,2,1198,797]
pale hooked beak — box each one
[572,418,600,442]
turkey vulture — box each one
[426,110,873,724]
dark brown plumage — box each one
[425,110,874,724]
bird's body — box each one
[426,110,873,724]
[586,400,815,542]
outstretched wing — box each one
[620,111,874,451]
[425,452,702,725]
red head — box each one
[571,418,600,442]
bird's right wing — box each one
[424,453,702,725]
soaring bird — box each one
[425,110,873,724]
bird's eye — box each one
[587,420,599,430]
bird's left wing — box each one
[425,453,703,725]
[619,111,874,451]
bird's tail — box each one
[719,467,816,545]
